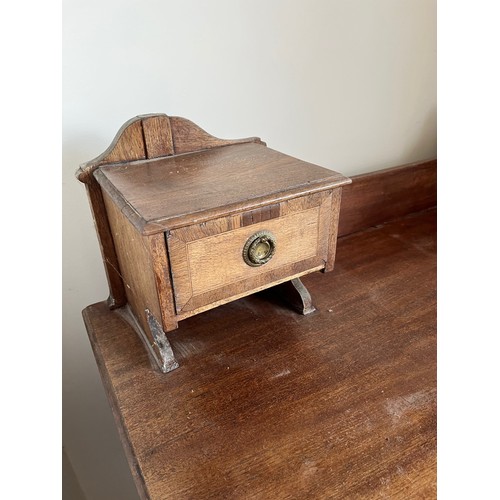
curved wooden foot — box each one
[117,306,179,373]
[145,310,179,373]
[276,278,316,315]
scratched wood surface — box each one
[83,208,437,500]
[94,142,350,234]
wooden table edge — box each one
[82,305,152,500]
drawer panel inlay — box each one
[167,192,334,315]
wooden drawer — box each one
[167,190,340,318]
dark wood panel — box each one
[83,209,436,499]
[241,203,280,226]
[339,159,436,237]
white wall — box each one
[63,1,436,498]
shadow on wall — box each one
[63,447,86,500]
[63,134,140,500]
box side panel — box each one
[102,192,174,336]
[325,188,343,272]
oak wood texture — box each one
[84,181,127,309]
[102,191,178,365]
[76,115,263,182]
[76,114,266,311]
[83,208,437,499]
[94,142,350,235]
[325,188,342,271]
[338,159,437,237]
[78,114,351,372]
[102,190,163,329]
[167,190,339,318]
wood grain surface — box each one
[172,208,319,300]
[83,208,437,500]
[95,143,350,234]
[84,181,128,309]
[102,191,162,326]
[76,114,269,319]
[339,159,436,237]
[76,114,264,181]
[167,191,334,316]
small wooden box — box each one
[78,114,351,372]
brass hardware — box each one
[243,230,276,267]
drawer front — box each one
[167,190,338,318]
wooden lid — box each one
[94,142,350,235]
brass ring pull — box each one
[243,230,276,267]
